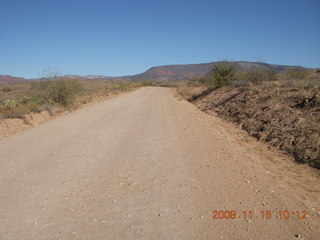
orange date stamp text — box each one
[211,210,308,220]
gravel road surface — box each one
[0,87,319,239]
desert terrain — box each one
[0,87,319,239]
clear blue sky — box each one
[1,0,319,78]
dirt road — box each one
[0,87,319,239]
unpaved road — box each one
[0,87,319,240]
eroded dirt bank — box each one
[179,85,320,169]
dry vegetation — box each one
[178,62,320,169]
[0,78,181,121]
[0,79,143,120]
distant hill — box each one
[0,75,26,83]
[1,61,313,82]
[126,63,214,81]
[65,75,113,80]
[110,61,307,81]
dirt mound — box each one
[176,84,208,100]
[187,87,320,169]
[0,118,30,137]
[0,110,53,138]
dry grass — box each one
[0,104,43,119]
[0,80,140,120]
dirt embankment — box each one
[179,85,320,169]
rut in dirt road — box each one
[0,87,319,240]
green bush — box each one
[210,61,237,88]
[33,79,82,106]
[2,87,11,92]
[18,96,44,105]
[0,96,46,119]
[286,68,308,80]
[0,104,43,118]
[0,99,18,109]
[188,78,201,85]
[242,68,276,84]
[140,81,153,87]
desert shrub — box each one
[18,96,44,105]
[0,96,45,118]
[109,84,120,90]
[286,68,308,80]
[232,79,250,87]
[315,96,320,107]
[0,105,28,118]
[282,79,300,88]
[108,82,130,90]
[27,103,43,113]
[0,97,44,109]
[48,79,82,105]
[188,78,201,85]
[304,82,318,90]
[282,78,319,91]
[2,87,11,92]
[33,79,82,106]
[292,129,320,169]
[157,81,178,88]
[242,68,276,84]
[0,104,43,118]
[140,81,153,87]
[209,61,237,88]
[0,99,18,109]
[199,77,208,84]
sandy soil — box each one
[0,87,319,239]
